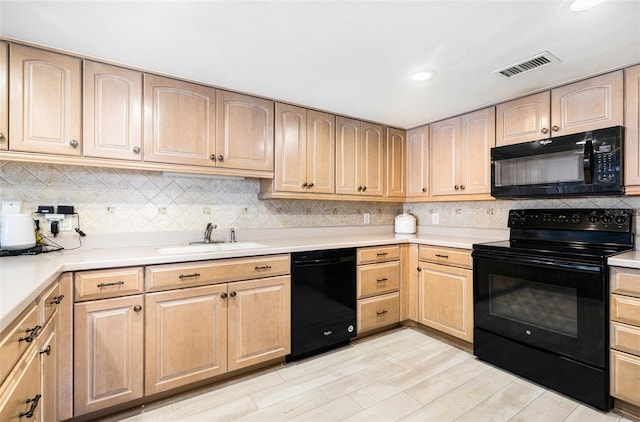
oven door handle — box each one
[473,252,602,273]
[583,139,594,184]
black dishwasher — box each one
[288,248,357,361]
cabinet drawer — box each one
[0,304,38,385]
[357,292,400,333]
[357,261,400,298]
[419,246,471,269]
[0,347,41,422]
[611,349,640,406]
[611,294,640,326]
[75,267,144,301]
[39,281,61,327]
[357,245,400,264]
[611,266,640,298]
[146,254,290,292]
[611,321,640,356]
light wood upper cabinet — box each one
[216,90,274,172]
[0,42,7,151]
[551,70,623,136]
[74,295,144,415]
[145,284,228,395]
[497,71,623,146]
[228,276,291,371]
[143,74,217,166]
[431,107,494,196]
[273,103,334,194]
[625,65,640,191]
[9,44,82,155]
[496,91,550,146]
[386,128,406,198]
[336,117,385,196]
[406,125,429,197]
[83,61,143,160]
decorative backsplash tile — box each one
[2,161,640,236]
[0,161,402,234]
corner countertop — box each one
[0,225,507,332]
[608,250,640,270]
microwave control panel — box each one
[508,208,632,232]
[593,137,621,185]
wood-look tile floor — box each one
[106,328,634,422]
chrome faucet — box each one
[204,222,217,243]
[230,227,236,243]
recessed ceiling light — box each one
[570,0,606,11]
[411,70,436,81]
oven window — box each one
[494,150,583,187]
[489,275,578,338]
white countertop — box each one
[608,250,640,269]
[1,225,506,331]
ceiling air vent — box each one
[493,51,560,79]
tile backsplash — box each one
[2,161,640,236]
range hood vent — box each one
[494,51,560,79]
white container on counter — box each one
[394,213,416,234]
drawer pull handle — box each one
[19,394,41,418]
[19,325,42,343]
[50,295,65,305]
[376,252,388,257]
[254,265,272,271]
[435,254,449,259]
[376,310,388,316]
[39,345,51,356]
[97,281,125,288]
[376,277,388,283]
[178,273,200,280]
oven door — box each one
[473,250,606,368]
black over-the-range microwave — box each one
[491,126,624,198]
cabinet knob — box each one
[460,185,465,190]
[210,154,216,161]
[133,146,141,154]
[218,155,224,162]
[50,295,64,305]
[302,182,308,188]
[0,132,5,141]
[362,186,367,192]
[357,186,363,192]
[308,183,314,188]
[230,291,237,297]
[540,127,549,134]
[454,185,460,190]
[221,292,228,299]
[551,125,560,132]
[39,345,51,356]
[133,305,142,312]
[422,188,427,193]
[417,267,422,272]
[69,140,79,148]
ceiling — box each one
[1,1,639,129]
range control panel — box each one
[508,208,633,232]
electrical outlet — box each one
[363,212,370,224]
[432,213,439,224]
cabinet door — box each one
[406,125,429,197]
[625,65,640,189]
[74,295,144,415]
[418,262,473,342]
[459,107,495,195]
[430,116,460,196]
[83,61,142,160]
[216,90,274,171]
[274,103,306,193]
[551,70,624,137]
[361,122,385,196]
[227,276,290,371]
[306,109,335,194]
[0,347,41,422]
[336,116,361,195]
[386,128,405,198]
[38,320,57,422]
[9,44,81,155]
[496,91,550,146]
[145,284,228,395]
[0,41,7,151]
[143,74,216,166]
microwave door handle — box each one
[583,140,594,184]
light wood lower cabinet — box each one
[0,347,41,421]
[610,266,640,409]
[74,294,145,415]
[417,246,473,343]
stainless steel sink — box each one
[156,242,267,255]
